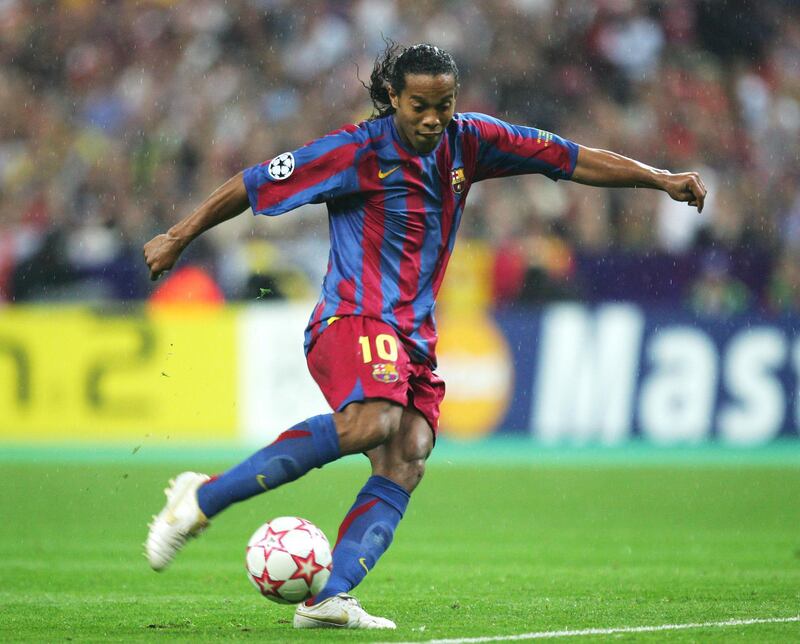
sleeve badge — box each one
[268,152,295,180]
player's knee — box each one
[403,430,433,489]
[405,423,433,463]
[381,428,433,491]
[376,454,427,492]
[335,401,402,453]
[404,457,427,491]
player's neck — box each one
[391,115,416,154]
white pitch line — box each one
[392,616,800,644]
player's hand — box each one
[662,172,707,213]
[143,233,186,281]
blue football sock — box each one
[313,475,410,604]
[196,414,340,518]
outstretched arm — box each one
[143,171,249,281]
[571,146,707,213]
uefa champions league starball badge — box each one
[268,152,295,180]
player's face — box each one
[389,73,456,154]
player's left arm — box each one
[571,146,707,212]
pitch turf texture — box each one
[2,441,799,642]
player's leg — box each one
[299,324,441,603]
[195,400,402,517]
[146,315,408,571]
[193,313,412,520]
[319,406,433,599]
[294,406,434,629]
[146,401,402,571]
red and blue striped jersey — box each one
[243,112,579,367]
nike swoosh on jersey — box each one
[378,165,401,179]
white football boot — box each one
[145,471,210,571]
[293,593,396,629]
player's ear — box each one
[388,85,400,111]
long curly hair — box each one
[364,41,459,119]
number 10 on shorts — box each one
[358,334,398,363]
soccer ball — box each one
[245,516,332,604]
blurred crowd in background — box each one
[2,0,799,315]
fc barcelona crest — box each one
[451,167,465,194]
[372,363,399,383]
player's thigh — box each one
[334,398,404,454]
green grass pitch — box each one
[1,442,799,642]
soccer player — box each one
[144,43,706,629]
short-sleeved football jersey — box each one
[243,112,579,367]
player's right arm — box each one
[144,172,249,281]
[144,124,364,281]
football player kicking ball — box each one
[144,43,706,629]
